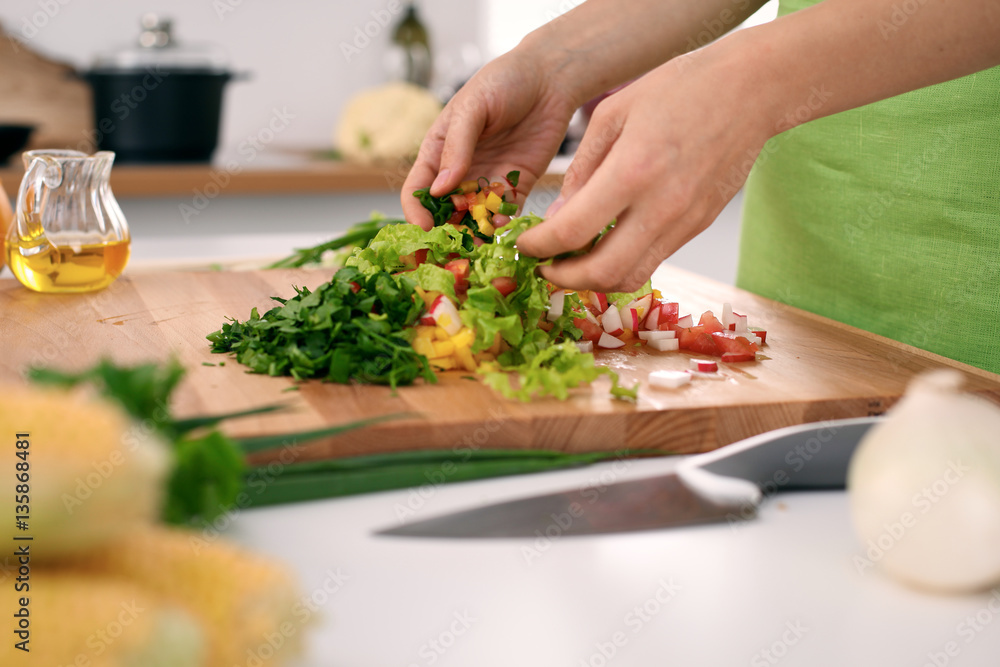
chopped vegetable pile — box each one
[209,175,768,402]
[412,170,521,241]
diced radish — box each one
[689,371,726,381]
[734,313,749,333]
[429,295,462,336]
[589,291,609,313]
[643,303,661,330]
[676,314,694,328]
[690,359,718,373]
[721,352,756,363]
[624,294,653,320]
[583,308,599,325]
[546,290,566,321]
[597,332,626,349]
[638,330,676,341]
[721,302,734,328]
[575,340,594,354]
[493,214,511,227]
[648,338,680,352]
[750,328,767,345]
[622,308,639,331]
[601,305,624,336]
[649,370,689,389]
[419,313,436,326]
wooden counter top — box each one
[0,159,566,199]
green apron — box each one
[737,0,1000,373]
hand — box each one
[402,50,578,230]
[516,40,773,293]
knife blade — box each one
[375,416,880,538]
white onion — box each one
[847,370,1000,593]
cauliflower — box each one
[335,81,442,164]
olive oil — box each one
[6,237,130,293]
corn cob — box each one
[0,386,171,560]
[65,524,306,667]
[0,568,204,666]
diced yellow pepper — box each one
[478,360,500,373]
[455,346,477,372]
[477,218,495,236]
[485,191,503,214]
[652,288,663,300]
[417,289,440,309]
[434,325,451,340]
[451,327,475,349]
[413,337,436,358]
[414,325,436,339]
[431,357,458,370]
[470,204,487,222]
[459,180,479,193]
[475,190,487,206]
[432,340,456,358]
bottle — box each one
[389,4,432,88]
[6,150,130,293]
[0,177,12,274]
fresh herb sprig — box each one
[207,266,435,388]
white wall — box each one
[0,0,481,152]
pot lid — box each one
[92,14,229,71]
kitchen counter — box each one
[0,153,568,199]
[230,455,1000,667]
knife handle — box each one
[677,417,881,492]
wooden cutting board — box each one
[3,265,1000,464]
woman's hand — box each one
[516,38,773,293]
[402,50,578,230]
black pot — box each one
[84,68,234,163]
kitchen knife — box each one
[375,416,880,538]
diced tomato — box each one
[450,194,470,211]
[657,301,679,329]
[679,326,722,356]
[444,258,470,281]
[573,317,603,343]
[349,281,361,293]
[711,330,759,355]
[491,276,517,297]
[488,182,505,197]
[464,192,479,209]
[698,311,724,334]
[400,249,428,269]
[721,352,756,363]
[445,211,467,227]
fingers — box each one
[537,205,695,293]
[432,93,488,197]
[516,152,631,259]
[402,117,449,230]
[550,103,623,216]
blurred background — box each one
[0,0,777,281]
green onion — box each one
[498,201,518,216]
[243,450,655,508]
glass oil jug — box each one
[6,150,130,293]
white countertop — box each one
[227,455,1000,667]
